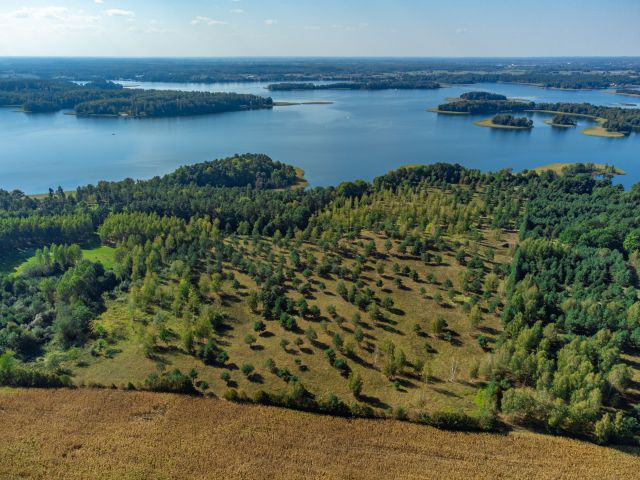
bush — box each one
[143,369,197,394]
[241,363,255,377]
[0,351,71,388]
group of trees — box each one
[437,98,535,114]
[550,114,577,126]
[460,91,507,101]
[491,114,533,128]
[0,79,272,117]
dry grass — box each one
[74,230,514,415]
[0,388,637,480]
[581,126,626,138]
[532,163,626,176]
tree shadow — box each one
[360,394,391,410]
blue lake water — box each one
[0,81,638,193]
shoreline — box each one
[474,118,532,130]
[426,107,470,115]
[273,101,334,106]
[532,162,626,176]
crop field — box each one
[0,388,637,480]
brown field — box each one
[0,388,638,480]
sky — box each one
[0,0,638,57]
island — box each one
[0,79,273,118]
[459,91,507,101]
[475,114,533,129]
[429,93,640,137]
[544,114,578,127]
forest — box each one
[0,79,272,117]
[0,155,638,446]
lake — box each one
[0,81,638,193]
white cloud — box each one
[191,16,227,26]
[105,9,135,18]
[455,27,468,33]
[230,9,244,14]
[264,19,277,25]
[1,6,100,28]
[94,0,104,4]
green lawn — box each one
[81,245,117,269]
[6,244,116,275]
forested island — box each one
[547,114,578,127]
[0,79,272,117]
[459,91,507,101]
[476,114,533,129]
[433,92,640,135]
[0,154,639,448]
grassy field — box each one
[532,163,626,176]
[80,245,117,269]
[0,388,637,480]
[582,125,626,138]
[71,223,515,416]
[7,245,117,275]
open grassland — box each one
[0,388,638,480]
[72,226,514,416]
[582,125,626,138]
[532,163,625,176]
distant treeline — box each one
[267,80,440,91]
[616,88,640,96]
[437,93,640,134]
[0,79,272,117]
[2,57,639,89]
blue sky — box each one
[0,0,638,56]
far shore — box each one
[426,107,469,115]
[273,101,334,106]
